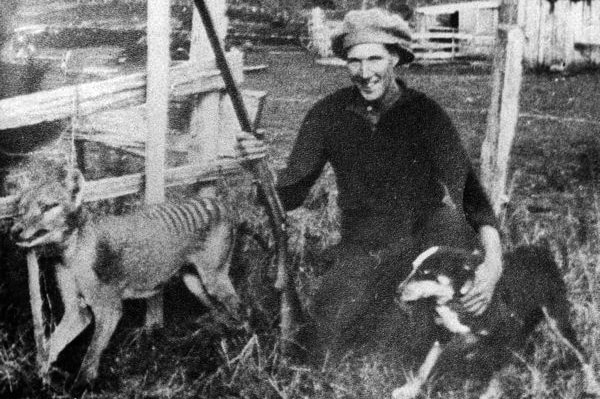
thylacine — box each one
[11,168,242,388]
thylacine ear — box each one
[65,168,85,209]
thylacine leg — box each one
[45,265,92,372]
[74,293,122,388]
[145,293,164,330]
[186,223,240,316]
[392,341,443,399]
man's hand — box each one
[236,130,267,159]
[460,225,503,316]
[460,254,502,315]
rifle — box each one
[192,0,302,354]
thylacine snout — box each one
[12,168,243,389]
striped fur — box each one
[143,197,226,234]
[12,169,241,388]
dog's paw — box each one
[392,383,421,399]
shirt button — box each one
[366,105,373,112]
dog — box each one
[11,168,242,389]
[392,245,586,399]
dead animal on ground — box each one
[11,168,242,389]
[392,245,597,399]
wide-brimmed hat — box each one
[331,8,414,64]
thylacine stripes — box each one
[142,197,228,235]
[11,168,241,389]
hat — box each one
[331,8,414,64]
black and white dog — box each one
[392,245,588,399]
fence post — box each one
[145,0,170,204]
[144,0,171,329]
[480,0,523,219]
[188,0,229,170]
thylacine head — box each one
[11,167,84,248]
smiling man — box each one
[272,8,503,362]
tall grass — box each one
[3,155,597,398]
[1,51,600,397]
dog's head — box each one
[398,246,483,305]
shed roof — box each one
[416,0,500,15]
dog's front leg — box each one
[392,341,443,399]
[479,370,503,399]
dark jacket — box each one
[277,81,497,243]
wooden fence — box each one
[0,0,265,217]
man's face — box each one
[346,43,399,102]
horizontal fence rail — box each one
[0,54,242,130]
[0,153,264,219]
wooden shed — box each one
[518,0,600,68]
[413,1,500,59]
[414,0,600,67]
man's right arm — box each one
[276,107,328,211]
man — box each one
[242,8,502,362]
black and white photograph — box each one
[0,0,599,398]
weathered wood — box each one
[77,88,263,152]
[480,5,524,218]
[0,59,241,131]
[145,0,170,204]
[519,0,600,67]
[0,156,264,219]
[26,249,48,375]
[188,0,231,166]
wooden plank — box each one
[26,249,48,376]
[412,42,460,51]
[413,32,474,40]
[188,0,230,167]
[145,0,171,204]
[0,155,264,219]
[0,57,241,131]
[77,88,262,148]
[416,51,465,59]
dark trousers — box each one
[307,205,478,364]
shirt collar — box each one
[345,79,407,120]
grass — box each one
[2,31,600,399]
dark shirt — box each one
[277,80,497,241]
